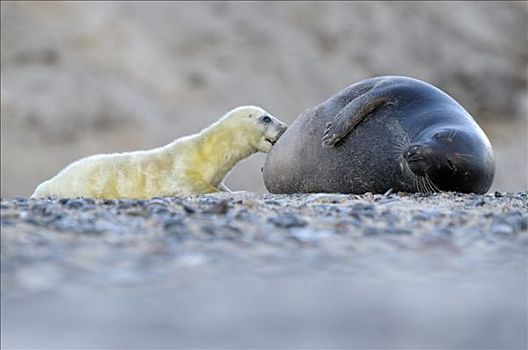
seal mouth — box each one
[406,154,425,164]
[266,127,287,147]
[404,144,431,165]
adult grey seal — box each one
[263,76,495,194]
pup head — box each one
[228,106,288,153]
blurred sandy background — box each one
[1,1,527,197]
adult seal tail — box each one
[263,76,495,194]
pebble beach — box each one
[1,191,527,348]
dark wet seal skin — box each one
[264,76,495,194]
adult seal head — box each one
[263,76,495,194]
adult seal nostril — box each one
[263,76,495,194]
[405,146,419,160]
[404,144,432,163]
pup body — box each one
[32,106,287,199]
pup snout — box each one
[273,122,288,139]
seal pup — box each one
[32,106,287,199]
[264,76,495,194]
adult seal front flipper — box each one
[321,83,392,147]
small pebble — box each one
[413,210,434,221]
[65,199,84,209]
[12,197,27,204]
[491,223,514,235]
[269,213,307,228]
[180,203,196,214]
[117,200,134,209]
[203,200,229,215]
[364,226,411,236]
[81,198,96,206]
[289,228,332,243]
[163,217,184,230]
[1,210,19,219]
[471,198,486,207]
[30,203,55,216]
[81,205,97,212]
[148,207,170,215]
[349,203,376,218]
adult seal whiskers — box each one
[263,76,495,194]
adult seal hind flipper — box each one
[263,76,495,194]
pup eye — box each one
[261,116,272,124]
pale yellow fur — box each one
[31,106,287,199]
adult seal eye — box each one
[261,116,272,124]
[433,131,452,141]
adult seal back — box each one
[263,76,495,194]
